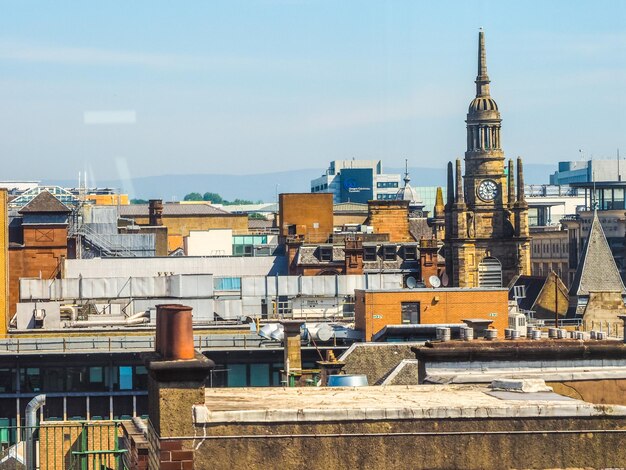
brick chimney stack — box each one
[144,304,214,467]
[148,199,163,226]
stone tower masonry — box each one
[444,30,530,287]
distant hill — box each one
[44,163,555,202]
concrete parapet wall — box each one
[190,417,626,470]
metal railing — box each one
[0,421,128,470]
[0,333,347,355]
[0,335,266,354]
[75,223,136,258]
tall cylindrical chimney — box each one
[156,304,195,360]
[149,199,163,226]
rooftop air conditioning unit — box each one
[33,309,46,321]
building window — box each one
[363,245,377,261]
[383,245,396,261]
[0,368,15,393]
[403,245,418,261]
[401,302,420,324]
[377,182,399,188]
[319,246,333,262]
[214,277,242,290]
[119,366,133,390]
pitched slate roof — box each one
[569,211,626,296]
[18,190,71,214]
[248,219,275,230]
[408,218,431,241]
[119,203,231,217]
[333,202,369,213]
[509,275,547,311]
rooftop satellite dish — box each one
[441,272,449,287]
[406,276,418,289]
[429,276,441,288]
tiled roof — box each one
[408,218,431,241]
[248,219,275,229]
[119,203,231,217]
[18,191,71,214]
[297,246,346,265]
[569,211,626,296]
[333,202,369,213]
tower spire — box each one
[404,158,410,186]
[476,28,490,97]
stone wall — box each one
[191,416,626,470]
[366,201,413,242]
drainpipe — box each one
[25,394,45,470]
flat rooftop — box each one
[195,384,626,424]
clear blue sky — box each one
[1,0,625,183]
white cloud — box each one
[0,39,269,70]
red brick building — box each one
[355,287,508,341]
[8,191,70,319]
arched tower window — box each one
[478,257,502,287]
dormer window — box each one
[403,245,418,261]
[363,245,377,262]
[383,245,397,261]
[319,246,333,262]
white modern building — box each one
[310,160,401,204]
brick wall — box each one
[279,193,334,243]
[158,440,194,470]
[366,201,413,242]
[39,422,118,469]
[355,288,508,340]
[8,225,67,321]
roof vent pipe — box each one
[25,394,45,470]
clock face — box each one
[477,179,498,201]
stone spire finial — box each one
[516,156,525,203]
[508,159,515,206]
[476,29,491,97]
[403,158,410,186]
[455,159,464,204]
[446,161,454,207]
[434,186,445,218]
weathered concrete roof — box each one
[425,366,626,385]
[195,384,626,424]
[569,211,626,296]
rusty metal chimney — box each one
[148,199,163,226]
[155,304,195,360]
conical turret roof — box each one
[569,212,626,296]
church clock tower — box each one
[444,30,530,288]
